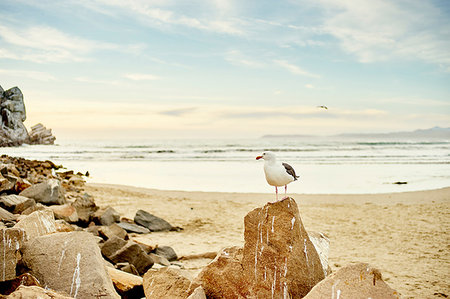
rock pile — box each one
[0,155,185,298]
[0,85,56,147]
[0,154,401,298]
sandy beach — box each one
[85,183,450,298]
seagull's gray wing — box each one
[282,163,299,180]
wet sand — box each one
[85,184,450,298]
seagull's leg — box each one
[275,186,278,201]
[284,185,288,199]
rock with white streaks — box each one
[7,285,74,299]
[21,231,120,299]
[198,197,325,298]
[19,179,66,205]
[14,209,56,241]
[308,231,331,277]
[303,263,401,299]
[0,228,26,282]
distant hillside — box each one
[262,127,450,139]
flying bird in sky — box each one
[317,105,328,109]
[256,151,299,201]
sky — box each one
[0,0,449,139]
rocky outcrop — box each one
[303,263,401,299]
[22,231,120,299]
[198,197,325,298]
[28,123,56,145]
[0,85,55,147]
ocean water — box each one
[2,137,449,194]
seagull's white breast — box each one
[263,162,294,187]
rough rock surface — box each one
[154,245,178,261]
[0,206,15,222]
[101,236,154,275]
[308,231,331,277]
[198,197,325,298]
[22,231,120,299]
[134,209,173,232]
[50,204,79,223]
[0,195,35,214]
[14,209,56,241]
[19,179,66,205]
[7,285,74,299]
[0,228,26,281]
[117,221,150,234]
[143,268,199,299]
[303,263,401,299]
[28,123,56,145]
[187,286,207,299]
[0,86,28,147]
[93,206,120,226]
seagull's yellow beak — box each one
[256,156,263,160]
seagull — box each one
[317,105,328,109]
[256,151,299,200]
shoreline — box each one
[86,183,449,298]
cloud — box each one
[225,50,265,68]
[123,73,160,81]
[0,69,57,81]
[159,107,197,116]
[0,24,117,63]
[274,60,320,78]
[75,77,121,85]
[315,0,450,67]
[92,0,245,36]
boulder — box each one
[7,285,74,299]
[55,220,76,232]
[149,253,170,266]
[14,209,56,241]
[19,179,66,205]
[117,221,150,234]
[303,263,401,299]
[0,86,29,146]
[143,268,199,299]
[0,195,35,214]
[21,231,120,299]
[0,173,16,193]
[0,228,26,281]
[50,204,79,223]
[72,194,98,224]
[134,209,173,232]
[28,123,56,145]
[99,223,127,240]
[154,245,178,261]
[101,236,154,275]
[107,266,144,298]
[93,206,120,226]
[198,197,325,299]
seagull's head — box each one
[256,151,276,161]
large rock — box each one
[28,123,56,145]
[0,86,28,146]
[134,209,173,232]
[19,179,66,205]
[0,228,26,281]
[0,206,15,222]
[198,197,325,298]
[50,204,79,223]
[22,231,120,299]
[0,194,35,214]
[101,236,154,275]
[143,268,199,299]
[7,285,74,299]
[303,263,401,299]
[93,206,120,226]
[14,209,56,240]
[72,194,98,224]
